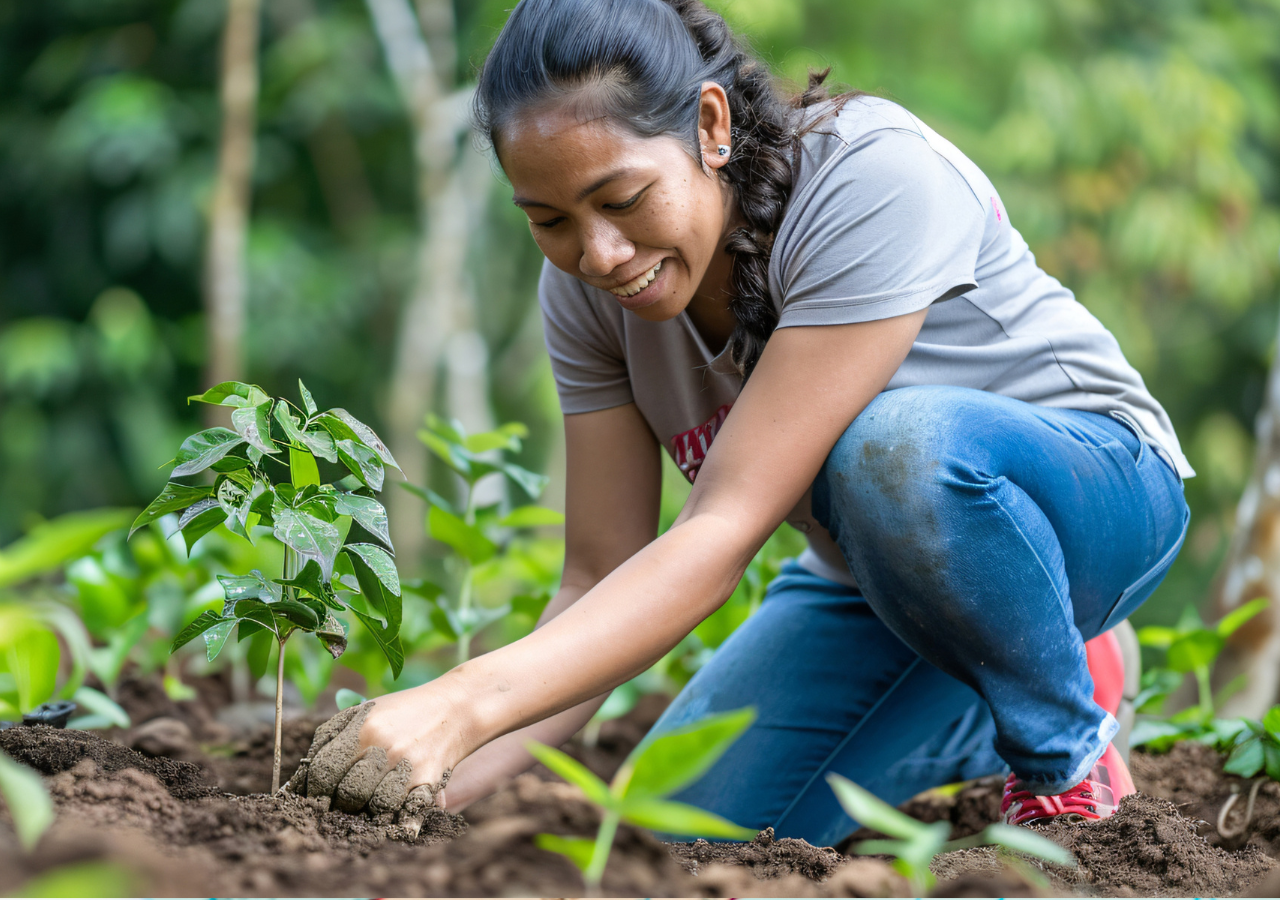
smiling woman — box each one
[290,0,1193,850]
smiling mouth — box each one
[609,260,663,298]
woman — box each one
[294,0,1190,846]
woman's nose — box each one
[578,222,634,279]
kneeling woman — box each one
[310,0,1190,844]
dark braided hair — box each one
[473,0,855,380]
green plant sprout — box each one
[1221,704,1280,781]
[130,380,405,792]
[0,604,57,853]
[1130,598,1268,752]
[528,707,758,894]
[406,415,561,666]
[827,773,1076,895]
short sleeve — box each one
[538,260,634,414]
[772,123,985,328]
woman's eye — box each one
[604,190,644,211]
[532,216,564,228]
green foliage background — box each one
[2,0,1279,632]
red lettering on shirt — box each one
[671,404,732,483]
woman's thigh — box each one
[650,562,1002,848]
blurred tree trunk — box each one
[203,0,261,402]
[364,0,496,561]
[1211,316,1280,716]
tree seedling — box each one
[1222,705,1280,781]
[1131,598,1268,752]
[406,415,560,666]
[528,707,758,894]
[827,773,1076,895]
[130,380,405,791]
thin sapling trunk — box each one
[273,637,286,792]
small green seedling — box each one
[529,707,758,894]
[407,415,560,665]
[131,380,406,791]
[1222,705,1280,781]
[1131,598,1268,752]
[0,604,57,853]
[827,773,1075,895]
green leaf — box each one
[827,773,927,840]
[216,475,263,541]
[274,402,338,462]
[275,599,321,630]
[188,381,270,409]
[620,797,757,839]
[345,543,400,597]
[525,741,614,808]
[171,427,246,478]
[318,613,348,660]
[4,626,59,713]
[273,505,342,579]
[399,481,458,515]
[276,560,339,609]
[298,379,318,417]
[350,609,403,679]
[1129,719,1194,751]
[202,617,236,661]
[534,834,595,872]
[231,400,277,456]
[336,439,385,491]
[335,688,366,710]
[1166,630,1224,673]
[427,600,460,641]
[290,446,320,488]
[68,685,131,730]
[246,629,275,680]
[321,409,400,471]
[979,823,1076,867]
[402,579,444,601]
[501,462,551,500]
[1217,598,1269,638]
[0,508,134,588]
[1263,706,1280,738]
[499,506,565,528]
[418,428,472,479]
[512,591,552,620]
[1225,735,1265,777]
[428,505,496,564]
[129,483,211,538]
[1134,668,1182,713]
[334,494,391,549]
[218,570,282,611]
[621,707,755,800]
[1136,625,1178,649]
[1264,739,1280,782]
[464,425,525,455]
[171,611,231,654]
[425,414,467,445]
[0,751,54,852]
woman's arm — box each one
[359,310,928,792]
[374,402,663,810]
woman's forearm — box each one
[442,511,759,754]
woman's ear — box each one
[697,81,733,172]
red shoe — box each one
[1001,742,1136,825]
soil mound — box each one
[671,827,845,881]
[0,725,214,800]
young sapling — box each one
[131,380,406,791]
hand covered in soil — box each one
[284,700,452,835]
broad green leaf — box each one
[335,687,366,710]
[512,591,552,620]
[501,462,551,500]
[290,446,320,488]
[428,505,496,564]
[231,400,277,456]
[336,439,385,491]
[234,598,279,635]
[246,629,275,680]
[274,599,321,630]
[418,428,472,478]
[188,381,269,409]
[172,427,246,477]
[334,494,391,549]
[1136,625,1178,649]
[402,578,444,601]
[621,707,755,800]
[0,508,134,588]
[4,626,59,713]
[427,599,460,641]
[202,617,236,661]
[129,483,211,538]
[1224,735,1264,777]
[171,611,231,653]
[273,506,342,579]
[68,685,131,730]
[979,823,1076,867]
[345,543,400,596]
[827,773,926,839]
[525,742,614,808]
[351,608,404,679]
[620,797,757,839]
[274,402,338,462]
[1264,740,1280,782]
[1167,630,1224,673]
[1134,668,1182,713]
[425,414,466,444]
[399,481,459,515]
[465,427,523,454]
[1129,719,1194,752]
[276,560,339,609]
[1217,598,1269,638]
[210,454,252,472]
[318,613,348,659]
[218,570,282,611]
[216,476,259,541]
[0,751,54,852]
[298,379,318,416]
[534,833,595,872]
[1263,706,1280,738]
[322,409,400,470]
[499,506,565,528]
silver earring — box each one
[717,144,730,157]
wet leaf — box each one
[175,499,225,553]
[350,608,403,679]
[334,494,391,549]
[272,505,341,580]
[344,543,400,596]
[188,381,270,409]
[274,599,320,630]
[202,618,236,661]
[298,379,318,417]
[276,560,339,609]
[130,482,211,538]
[336,439,384,491]
[231,400,277,456]
[274,402,338,462]
[217,570,282,613]
[321,409,399,471]
[171,428,245,477]
[318,613,348,659]
[171,611,230,653]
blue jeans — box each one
[649,386,1188,848]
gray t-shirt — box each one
[539,96,1191,582]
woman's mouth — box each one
[609,259,664,308]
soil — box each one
[1,675,1278,897]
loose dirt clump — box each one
[672,827,845,881]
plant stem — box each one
[583,812,619,895]
[455,480,480,666]
[1196,664,1214,720]
[272,636,285,793]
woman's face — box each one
[497,92,738,323]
